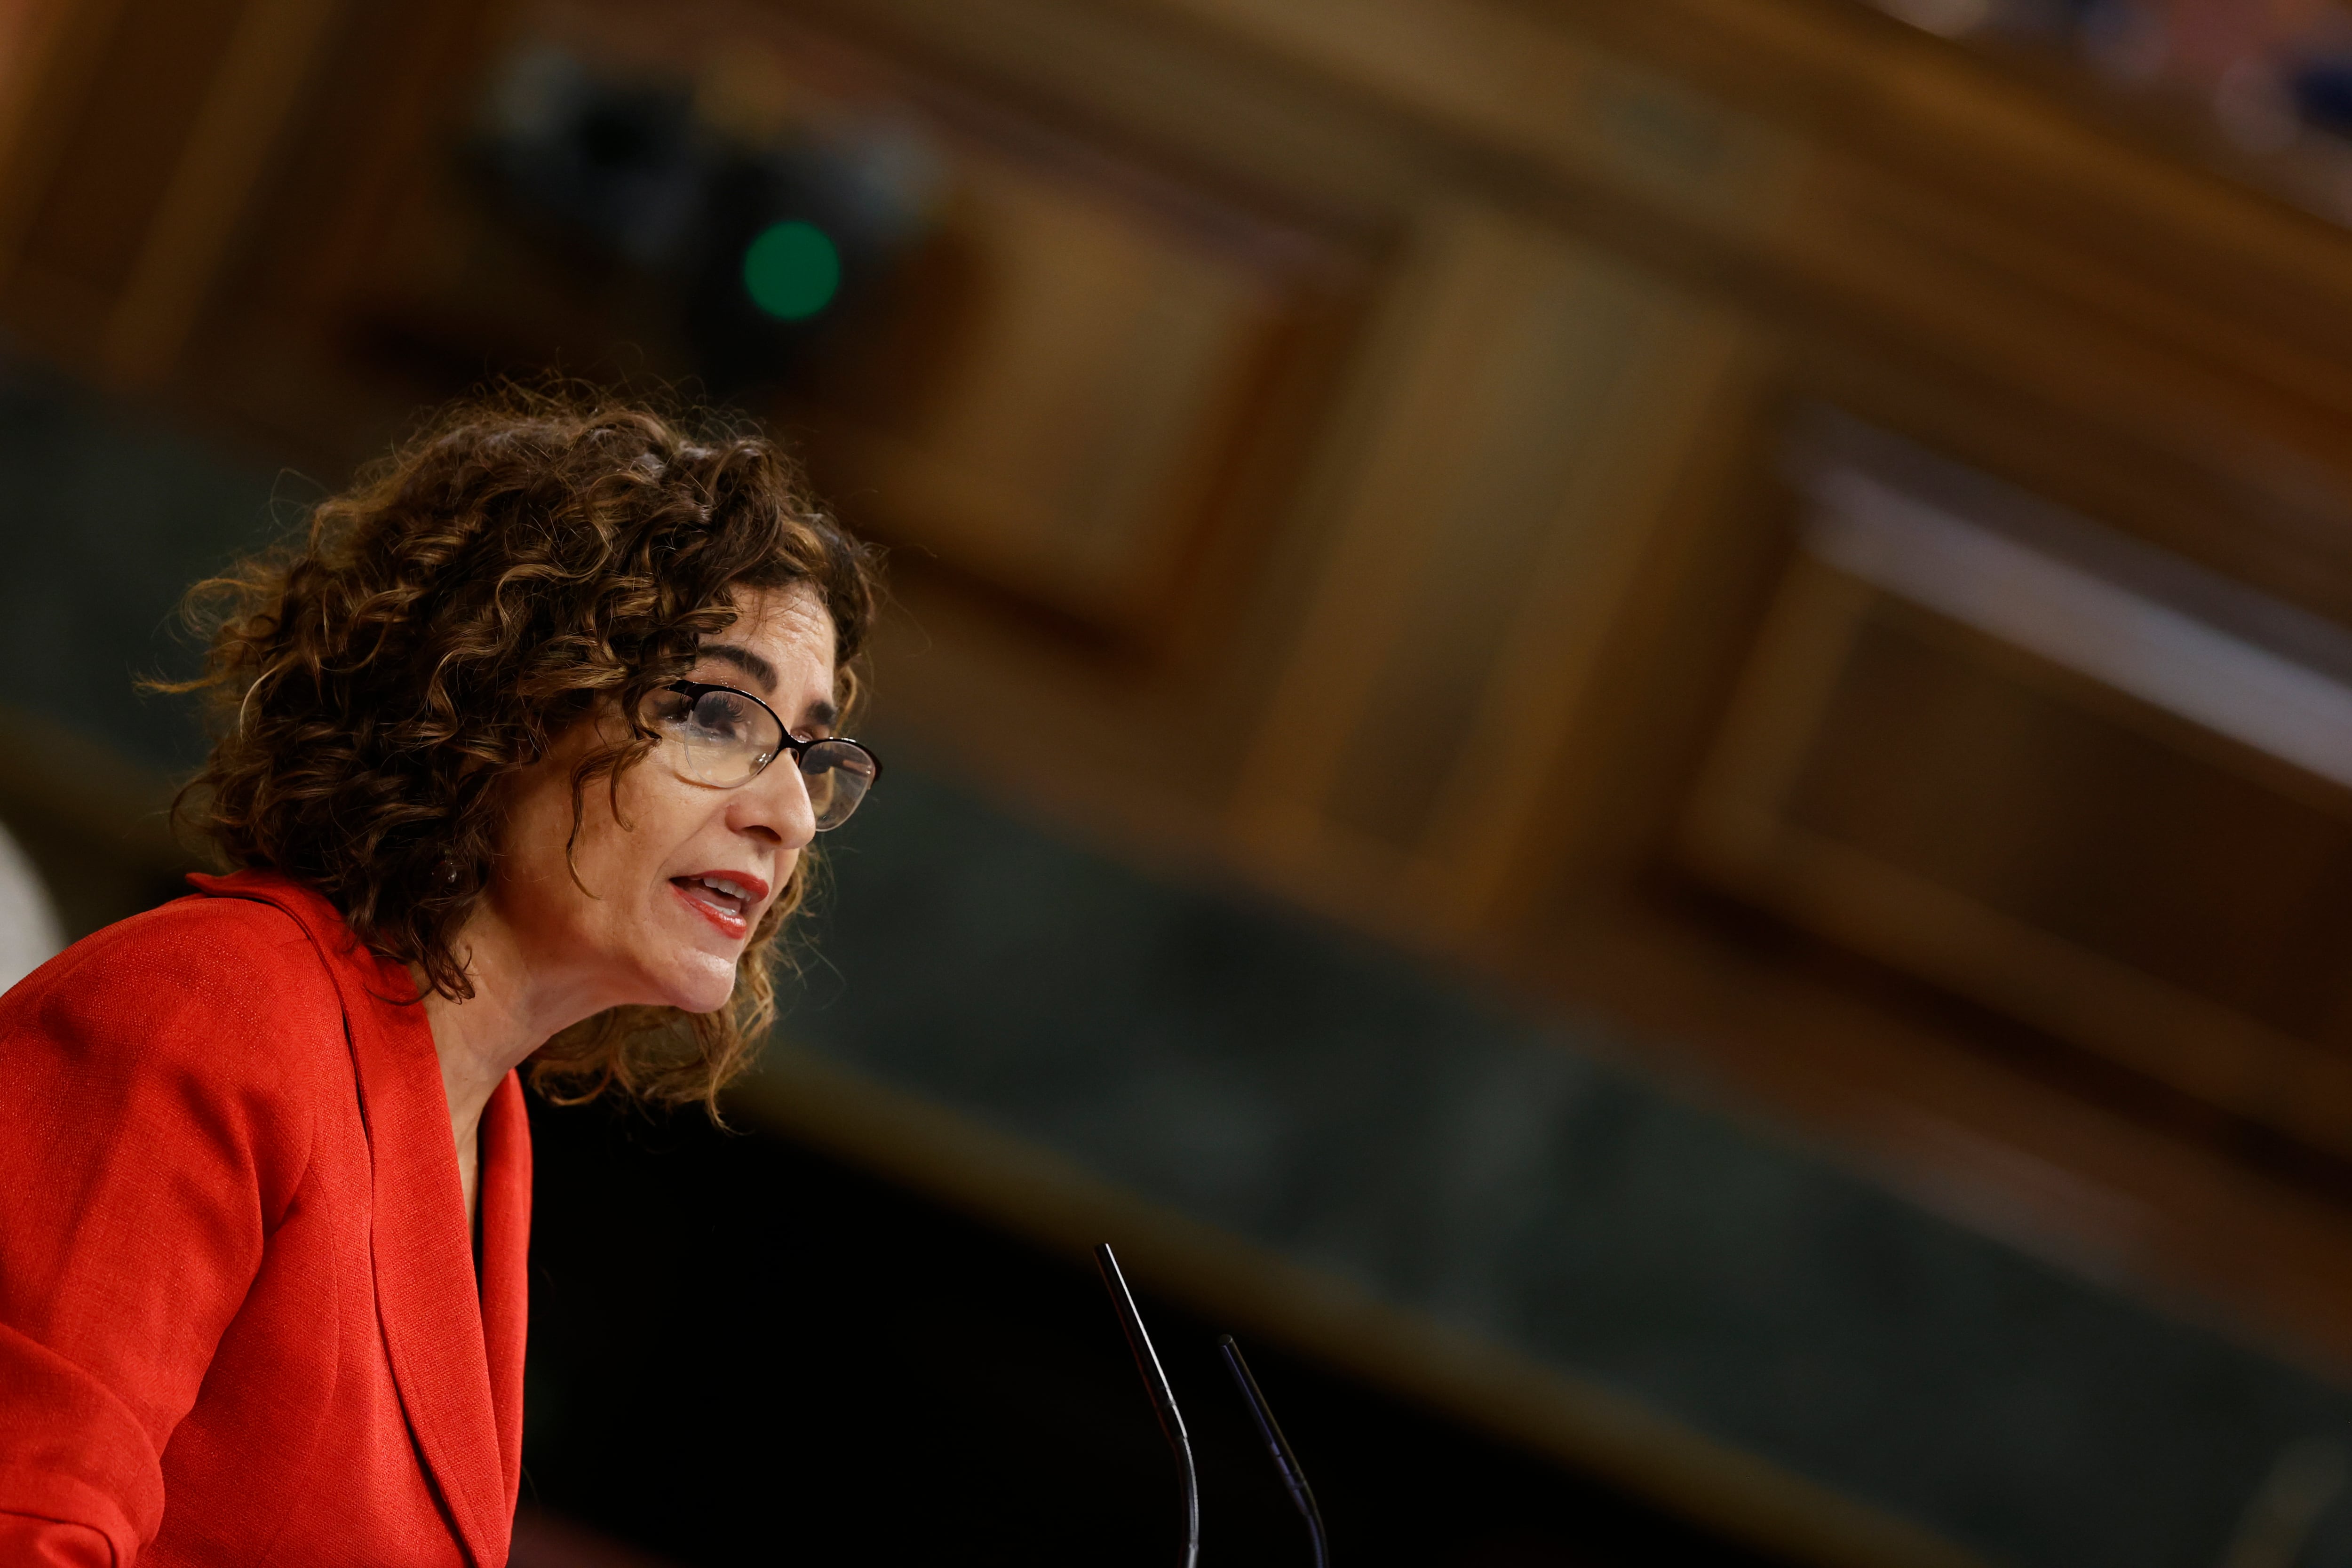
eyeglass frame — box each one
[645,678,883,819]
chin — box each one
[657,952,741,1016]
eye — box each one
[687,688,758,742]
[643,686,695,730]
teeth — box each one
[697,876,750,901]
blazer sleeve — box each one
[0,904,319,1565]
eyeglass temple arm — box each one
[1219,1335,1330,1568]
[1094,1244,1200,1568]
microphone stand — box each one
[1094,1243,1200,1568]
[1219,1335,1329,1568]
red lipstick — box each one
[668,869,770,939]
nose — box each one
[730,751,819,850]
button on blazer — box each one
[0,870,531,1567]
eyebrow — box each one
[699,641,839,733]
[698,643,778,693]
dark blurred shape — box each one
[2218,1439,2351,1568]
[471,43,938,398]
[476,48,707,270]
[2294,58,2352,140]
[522,1092,1787,1568]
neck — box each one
[421,904,609,1221]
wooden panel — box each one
[0,0,67,119]
[1791,623,2352,1047]
[1127,0,1809,236]
[17,0,245,296]
[1233,201,1757,939]
[0,0,341,385]
[1120,0,2352,629]
[1684,449,2352,1157]
[801,118,1357,644]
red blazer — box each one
[0,871,530,1567]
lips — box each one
[670,870,771,939]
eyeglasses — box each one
[637,679,882,830]
[1094,1243,1330,1568]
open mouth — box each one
[671,873,759,935]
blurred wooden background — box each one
[11,0,2352,1555]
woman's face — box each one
[490,583,841,1020]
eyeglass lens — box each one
[797,738,876,830]
[641,685,876,830]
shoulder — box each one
[0,896,360,1388]
[0,892,350,1095]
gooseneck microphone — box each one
[1219,1334,1330,1568]
[1093,1243,1200,1568]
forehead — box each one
[707,583,837,686]
[725,581,831,645]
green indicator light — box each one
[742,220,841,320]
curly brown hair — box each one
[169,389,878,1110]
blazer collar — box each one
[190,871,527,1568]
[478,1067,532,1527]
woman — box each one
[0,395,881,1566]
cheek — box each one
[582,764,727,909]
[494,765,671,933]
[495,772,588,905]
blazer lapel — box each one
[192,874,510,1568]
[477,1070,532,1527]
